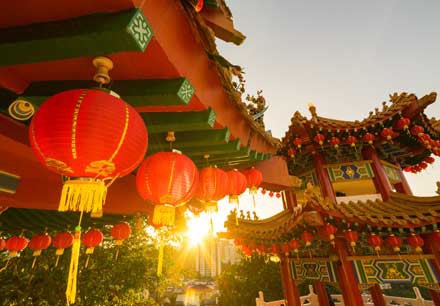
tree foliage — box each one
[0,220,180,306]
[217,253,283,306]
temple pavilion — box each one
[225,92,440,306]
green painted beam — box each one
[184,139,241,157]
[0,9,153,66]
[147,128,230,153]
[142,108,215,133]
[22,78,195,107]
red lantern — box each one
[241,245,252,256]
[281,243,290,255]
[53,231,74,256]
[293,137,303,149]
[368,234,383,252]
[194,0,204,12]
[380,128,394,141]
[301,231,313,247]
[256,244,266,254]
[243,167,263,194]
[82,229,104,254]
[196,167,229,208]
[6,236,28,257]
[419,162,428,170]
[395,117,410,130]
[386,234,402,253]
[346,135,357,147]
[233,238,243,246]
[136,151,199,223]
[261,189,267,195]
[269,191,274,197]
[287,148,296,158]
[344,229,359,248]
[271,244,280,254]
[30,89,148,214]
[289,239,300,253]
[226,170,247,204]
[329,137,341,149]
[314,133,325,146]
[363,132,375,145]
[411,125,424,137]
[323,223,337,243]
[425,156,435,164]
[29,233,52,256]
[403,166,412,172]
[275,192,281,198]
[0,237,5,251]
[407,234,424,254]
[111,222,132,246]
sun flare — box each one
[185,212,212,246]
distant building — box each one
[195,237,241,277]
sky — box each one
[216,0,440,198]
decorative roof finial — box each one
[308,102,317,118]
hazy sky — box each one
[218,0,440,197]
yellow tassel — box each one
[229,195,239,204]
[153,205,175,227]
[157,240,164,276]
[66,226,81,306]
[59,180,107,214]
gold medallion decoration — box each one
[8,99,35,121]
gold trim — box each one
[71,90,87,159]
[30,123,46,159]
[346,254,434,261]
[0,170,20,179]
[109,104,129,162]
[0,187,16,194]
[324,160,372,168]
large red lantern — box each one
[329,136,341,149]
[29,89,148,215]
[407,234,424,254]
[346,135,357,147]
[293,137,303,149]
[323,223,337,244]
[363,132,375,145]
[368,233,383,253]
[111,222,132,246]
[243,167,263,194]
[82,229,103,255]
[380,128,394,141]
[6,236,28,257]
[226,170,247,204]
[301,231,314,247]
[136,152,198,227]
[395,117,410,130]
[314,133,325,146]
[195,167,229,206]
[386,234,402,253]
[411,125,424,137]
[344,229,359,248]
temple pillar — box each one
[334,238,364,306]
[369,284,386,306]
[312,152,336,203]
[283,190,297,213]
[280,255,301,306]
[314,281,330,306]
[422,235,440,306]
[393,162,412,195]
[362,146,393,201]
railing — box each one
[256,286,434,306]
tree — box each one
[0,219,180,306]
[217,253,283,306]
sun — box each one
[185,212,212,246]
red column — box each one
[422,235,440,306]
[362,146,393,201]
[314,281,330,306]
[280,255,301,306]
[283,190,297,213]
[312,152,336,203]
[369,284,386,306]
[334,238,364,306]
[393,163,412,195]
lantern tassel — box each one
[31,257,37,269]
[66,225,81,306]
[157,240,164,276]
[55,256,60,267]
[59,180,107,214]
